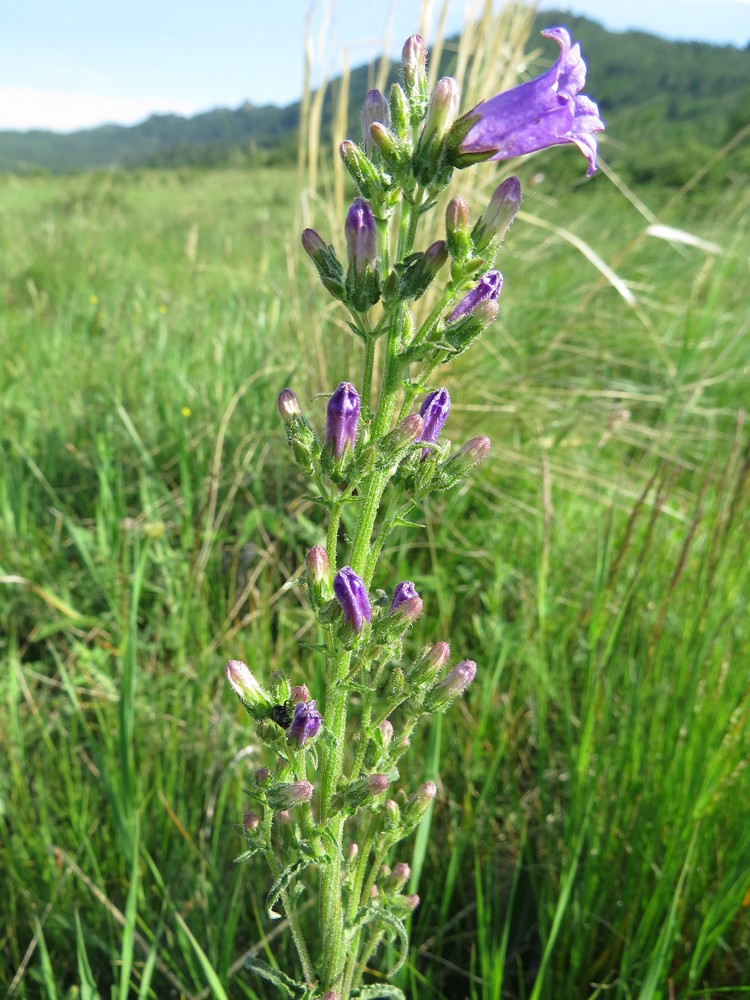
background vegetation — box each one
[1,4,749,998]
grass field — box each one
[2,146,750,999]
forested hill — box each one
[1,11,748,182]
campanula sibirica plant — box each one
[225,25,603,999]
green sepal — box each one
[243,955,308,997]
[350,907,409,976]
[266,857,316,920]
[354,986,407,999]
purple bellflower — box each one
[333,566,372,633]
[418,387,451,458]
[447,270,503,324]
[449,27,605,176]
[287,700,322,746]
[326,382,360,459]
[345,199,377,278]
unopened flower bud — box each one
[410,640,451,687]
[326,382,360,462]
[389,592,423,628]
[286,700,322,747]
[397,240,448,301]
[445,197,472,260]
[384,799,401,830]
[341,773,389,812]
[361,89,390,155]
[254,767,270,786]
[243,810,260,831]
[276,809,293,825]
[290,683,310,704]
[277,388,320,477]
[333,566,372,634]
[418,387,450,458]
[344,199,380,311]
[472,176,522,252]
[301,229,346,300]
[347,842,359,860]
[414,77,460,185]
[384,862,411,892]
[437,436,491,491]
[389,580,418,613]
[339,139,382,201]
[389,82,410,136]
[323,993,340,1000]
[427,659,477,711]
[378,719,394,750]
[306,545,331,605]
[369,122,410,170]
[267,780,314,811]
[406,894,420,911]
[400,781,437,835]
[225,660,273,720]
[370,884,379,898]
[402,34,428,121]
[381,413,424,460]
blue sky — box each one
[1,0,749,132]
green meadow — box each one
[2,142,750,999]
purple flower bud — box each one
[447,270,503,324]
[384,862,411,892]
[306,545,329,582]
[410,640,451,686]
[415,781,437,804]
[254,767,270,786]
[347,842,359,860]
[301,228,327,263]
[378,719,394,748]
[267,780,314,811]
[333,566,372,633]
[286,699,322,747]
[446,197,470,236]
[406,894,420,911]
[277,388,301,423]
[402,34,427,94]
[449,27,604,176]
[276,809,292,825]
[382,413,424,455]
[326,382,360,459]
[419,388,451,457]
[290,684,310,704]
[401,781,437,833]
[243,810,260,831]
[438,436,491,490]
[323,993,340,1000]
[225,660,273,717]
[361,89,390,155]
[367,774,389,796]
[472,176,522,251]
[345,199,377,278]
[427,659,477,711]
[389,581,419,613]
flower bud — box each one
[301,228,346,300]
[389,580,418,613]
[254,767,270,786]
[378,719,394,749]
[347,842,359,861]
[426,659,477,711]
[277,388,321,477]
[225,660,273,720]
[447,270,502,324]
[369,122,411,171]
[306,545,331,605]
[290,683,311,704]
[333,566,372,634]
[445,197,472,261]
[276,809,293,825]
[345,199,377,278]
[388,584,423,627]
[266,780,314,811]
[323,993,340,1000]
[339,139,382,201]
[326,382,360,461]
[402,34,428,121]
[361,89,390,156]
[389,82,410,137]
[384,798,401,831]
[400,781,437,835]
[413,77,460,186]
[243,810,260,831]
[340,773,389,812]
[286,699,322,747]
[418,387,450,458]
[472,176,522,252]
[380,413,424,460]
[409,640,451,687]
[436,436,491,491]
[384,862,411,892]
[397,240,448,301]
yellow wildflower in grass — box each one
[181,406,191,418]
[88,294,99,305]
[158,304,169,314]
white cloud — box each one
[0,86,203,133]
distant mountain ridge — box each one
[1,11,748,180]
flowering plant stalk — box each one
[225,28,603,1000]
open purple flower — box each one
[333,566,372,633]
[449,27,605,176]
[447,270,503,324]
[326,382,360,459]
[287,700,322,746]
